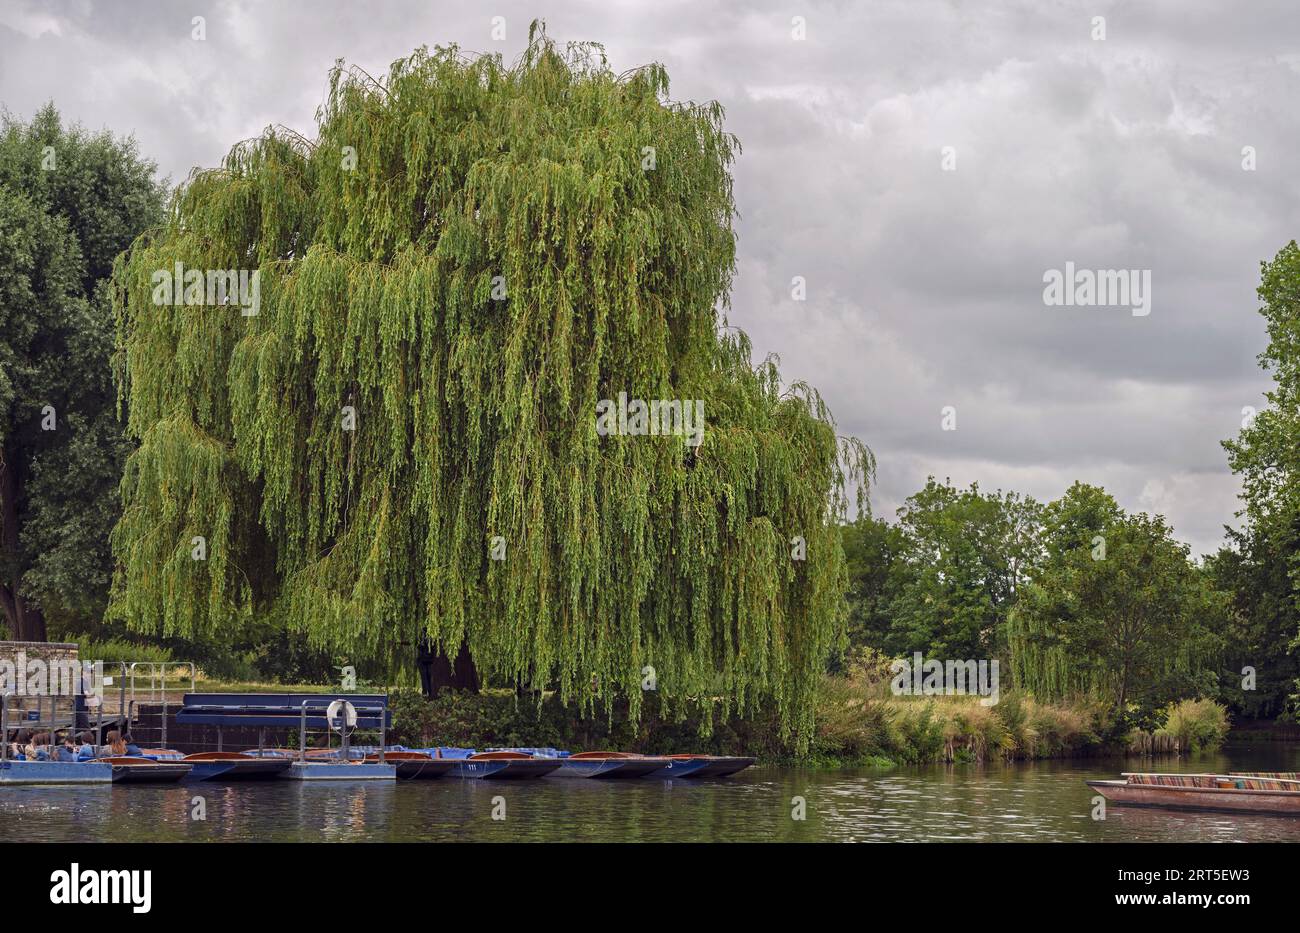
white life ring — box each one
[325,699,358,734]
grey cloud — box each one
[2,0,1292,557]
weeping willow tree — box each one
[110,25,869,747]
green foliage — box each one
[387,687,765,756]
[843,477,1228,735]
[885,479,1040,658]
[811,673,891,760]
[110,26,869,750]
[809,670,1102,765]
[1008,483,1225,723]
[1223,240,1300,714]
[0,104,164,640]
[68,633,174,666]
[887,703,947,763]
[1205,533,1298,719]
[842,478,1040,659]
[838,515,908,656]
[388,689,569,749]
[1157,698,1230,754]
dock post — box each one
[300,701,309,764]
[161,668,168,749]
[379,695,386,764]
[341,701,350,762]
[1,692,8,762]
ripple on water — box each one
[4,747,1300,842]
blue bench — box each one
[175,693,392,730]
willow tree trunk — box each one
[417,636,480,696]
[0,442,44,641]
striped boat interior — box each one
[1125,773,1300,791]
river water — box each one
[5,744,1299,842]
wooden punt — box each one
[449,751,561,780]
[1087,772,1300,815]
[140,749,292,781]
[233,747,398,780]
[0,760,114,784]
[96,756,193,784]
[661,755,755,778]
[360,750,455,780]
[552,751,670,779]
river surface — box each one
[5,743,1300,842]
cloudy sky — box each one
[3,0,1295,557]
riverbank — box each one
[810,687,1229,767]
[381,680,1230,767]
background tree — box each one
[1009,485,1224,727]
[0,104,164,641]
[1205,528,1297,719]
[839,514,908,654]
[110,28,868,747]
[1223,240,1300,714]
[870,478,1040,658]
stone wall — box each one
[0,641,82,733]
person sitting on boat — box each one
[122,732,143,756]
[25,732,52,761]
[51,731,78,762]
[10,729,32,760]
[54,730,91,762]
[99,730,127,757]
[73,731,97,759]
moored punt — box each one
[488,747,753,778]
[1086,772,1300,815]
[233,748,397,780]
[660,755,756,779]
[140,749,293,782]
[283,760,396,781]
[0,759,114,785]
[434,750,561,780]
[360,750,455,780]
[549,751,670,779]
[95,756,193,784]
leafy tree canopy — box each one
[1009,484,1224,724]
[845,478,1039,659]
[1224,240,1300,712]
[0,103,164,640]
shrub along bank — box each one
[384,682,1230,766]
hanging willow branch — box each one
[109,23,869,749]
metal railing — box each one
[126,661,196,749]
[298,699,386,764]
[2,660,198,752]
[1,692,9,762]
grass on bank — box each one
[811,670,1230,766]
[810,674,1098,765]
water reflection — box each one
[5,744,1300,842]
